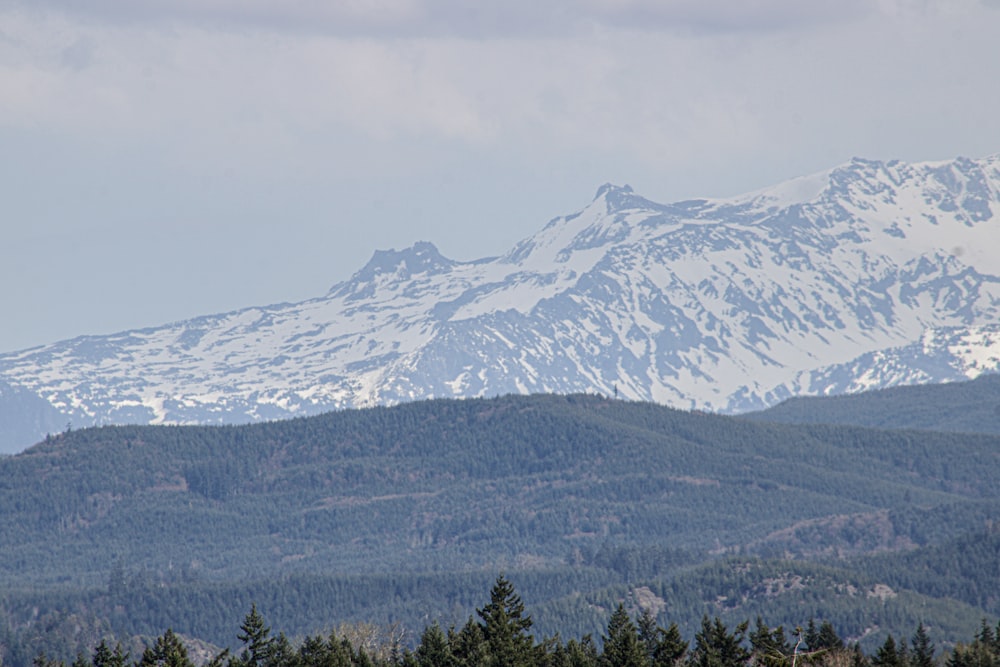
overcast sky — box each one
[2,0,999,353]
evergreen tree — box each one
[944,645,967,667]
[476,575,536,667]
[418,623,456,667]
[749,618,788,667]
[206,649,233,667]
[92,641,129,667]
[815,623,843,653]
[898,639,910,667]
[451,618,488,667]
[330,633,359,667]
[976,622,996,655]
[687,616,749,667]
[547,640,573,667]
[803,622,819,655]
[268,634,295,667]
[638,610,660,665]
[749,618,773,659]
[944,641,997,667]
[872,636,903,667]
[565,636,600,667]
[139,629,195,667]
[850,644,870,667]
[296,633,351,667]
[236,603,275,667]
[601,605,648,667]
[296,635,327,667]
[654,624,688,667]
[636,610,687,667]
[353,647,374,667]
[911,624,935,667]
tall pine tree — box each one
[687,617,749,667]
[237,603,275,667]
[477,575,536,667]
[602,605,648,667]
[138,629,194,667]
[910,624,935,667]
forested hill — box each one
[3,393,999,586]
[745,373,1000,434]
[3,393,1000,662]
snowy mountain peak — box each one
[592,182,671,216]
[2,153,1000,453]
[594,182,630,198]
[357,240,455,280]
[593,183,641,211]
[330,241,457,298]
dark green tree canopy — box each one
[871,635,904,667]
[910,623,935,667]
[476,575,536,667]
[138,630,194,667]
[601,604,647,667]
[686,617,749,667]
[416,623,455,667]
[236,603,275,667]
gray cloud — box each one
[59,36,95,70]
[12,0,880,38]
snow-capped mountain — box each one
[2,154,1000,452]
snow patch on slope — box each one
[2,154,1000,450]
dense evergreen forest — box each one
[2,386,999,666]
[15,576,1000,667]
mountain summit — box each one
[2,154,999,452]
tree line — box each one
[23,576,1000,667]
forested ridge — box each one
[747,374,1000,435]
[1,389,998,666]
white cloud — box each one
[0,0,998,353]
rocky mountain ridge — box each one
[2,153,999,451]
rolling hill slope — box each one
[3,394,999,586]
[747,373,1000,434]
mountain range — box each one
[2,153,1000,453]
